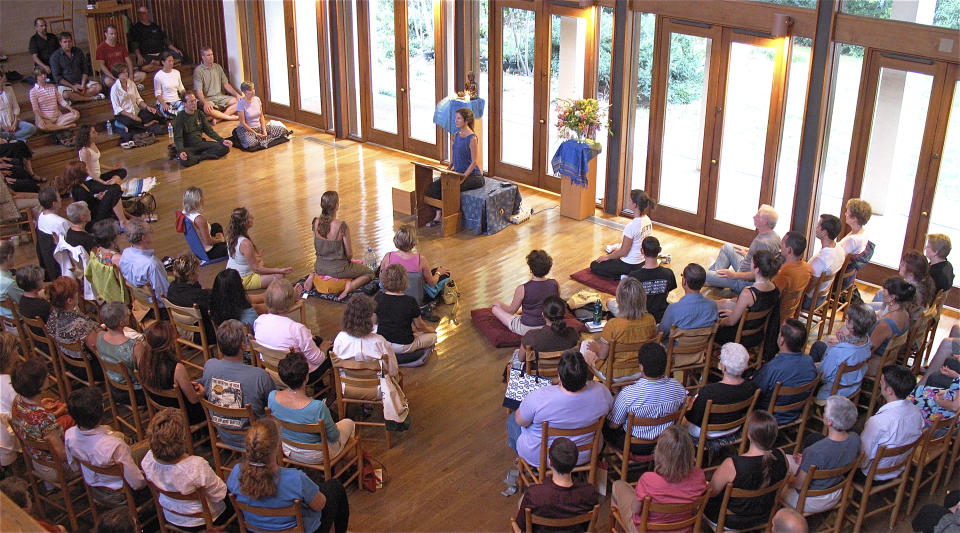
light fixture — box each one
[772,14,794,38]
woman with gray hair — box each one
[810,303,876,402]
[684,342,759,439]
[64,201,96,251]
[235,81,290,149]
[783,395,861,513]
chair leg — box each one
[890,477,911,531]
[906,463,923,516]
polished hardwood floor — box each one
[16,121,956,532]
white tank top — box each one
[226,235,253,277]
[183,211,213,252]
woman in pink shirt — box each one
[28,66,78,131]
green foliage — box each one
[934,0,960,29]
[502,8,536,75]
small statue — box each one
[465,72,478,99]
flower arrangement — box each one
[554,98,607,142]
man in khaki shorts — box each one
[193,46,239,123]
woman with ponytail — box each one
[227,418,350,533]
[714,250,782,358]
[312,191,373,301]
[590,189,655,279]
[225,207,292,290]
[704,410,787,530]
[868,276,914,357]
[521,295,579,353]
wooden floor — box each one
[15,120,956,532]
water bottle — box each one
[363,248,378,271]
[593,300,602,325]
[105,120,113,136]
[167,122,174,138]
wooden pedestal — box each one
[559,156,598,221]
[412,162,463,237]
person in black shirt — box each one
[925,233,954,296]
[28,18,59,76]
[515,437,598,532]
[128,6,183,72]
[622,236,677,323]
[375,264,436,361]
[15,264,51,323]
[165,254,215,342]
[49,32,102,103]
[0,137,45,193]
[64,201,97,251]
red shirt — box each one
[633,468,707,531]
[95,41,129,72]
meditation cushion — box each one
[470,308,589,349]
[570,268,619,295]
[312,275,349,294]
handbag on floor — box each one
[503,354,552,410]
[380,359,409,424]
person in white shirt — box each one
[64,387,148,506]
[153,51,185,119]
[858,364,925,481]
[36,186,70,280]
[590,189,655,279]
[838,198,871,256]
[110,63,164,135]
[0,332,21,467]
[0,71,37,142]
[333,294,400,378]
[805,214,846,307]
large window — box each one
[628,12,656,206]
[772,37,812,227]
[840,0,960,30]
[927,81,960,288]
[595,6,614,205]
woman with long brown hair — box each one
[425,107,484,227]
[226,418,350,533]
[225,207,292,290]
[312,191,373,301]
[137,321,205,425]
[57,160,128,229]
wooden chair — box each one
[611,491,710,533]
[265,407,363,490]
[692,390,761,473]
[200,398,256,479]
[767,374,821,454]
[93,347,147,441]
[732,306,775,370]
[943,419,960,490]
[230,494,305,533]
[858,330,908,416]
[137,369,210,453]
[124,279,162,331]
[664,323,718,392]
[0,206,34,244]
[607,410,686,484]
[511,503,600,533]
[779,285,806,324]
[147,479,236,533]
[809,358,868,435]
[780,453,862,533]
[797,271,838,341]
[330,352,393,447]
[905,415,958,514]
[0,299,31,361]
[78,457,157,533]
[517,416,605,490]
[51,336,102,398]
[841,437,923,533]
[825,255,855,335]
[590,337,656,393]
[920,290,948,367]
[249,339,332,399]
[21,315,67,400]
[163,298,215,375]
[518,346,564,384]
[707,477,788,533]
[901,304,937,374]
[12,431,92,531]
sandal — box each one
[426,219,441,227]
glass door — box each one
[260,0,294,119]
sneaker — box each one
[136,83,145,91]
[94,93,106,100]
[120,141,136,149]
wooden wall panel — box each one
[132,0,229,74]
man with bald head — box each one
[704,204,781,293]
[772,508,808,533]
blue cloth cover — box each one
[432,97,486,134]
[551,139,598,187]
[461,178,522,236]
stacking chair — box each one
[330,352,393,446]
[797,271,838,341]
[78,457,157,532]
[21,315,67,400]
[905,415,958,514]
[511,504,600,533]
[809,359,868,435]
[664,323,717,392]
[230,494,305,533]
[611,491,710,533]
[51,336,103,398]
[517,416,605,490]
[590,336,656,393]
[692,390,761,473]
[732,306,774,370]
[163,298,215,374]
[124,279,162,331]
[767,374,821,453]
[858,330,908,416]
[607,409,686,483]
[13,431,92,531]
[200,398,256,479]
[842,437,923,533]
[147,479,236,533]
[266,407,363,490]
[0,299,31,361]
[706,477,787,533]
[94,347,147,441]
[137,369,210,453]
[781,453,862,533]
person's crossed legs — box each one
[704,242,749,292]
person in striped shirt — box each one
[603,342,688,455]
[28,66,78,132]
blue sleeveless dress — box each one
[427,131,484,199]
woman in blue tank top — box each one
[426,108,485,226]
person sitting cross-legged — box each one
[620,236,677,323]
[491,249,559,336]
[515,437,599,532]
[173,92,232,167]
[704,204,781,293]
[375,264,437,357]
[590,190,655,279]
[751,319,818,424]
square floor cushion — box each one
[570,268,620,295]
[470,308,588,348]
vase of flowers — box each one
[554,97,606,156]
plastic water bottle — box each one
[363,248,378,271]
[593,300,602,325]
[167,123,174,138]
[105,120,113,136]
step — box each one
[31,133,123,176]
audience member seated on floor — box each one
[333,294,401,378]
[521,294,581,354]
[65,201,97,251]
[491,249,558,336]
[10,357,75,483]
[426,108,484,227]
[684,343,758,440]
[138,322,205,425]
[28,67,79,132]
[85,219,125,301]
[0,240,22,312]
[0,136,45,193]
[612,425,707,530]
[860,364,925,481]
[806,215,844,304]
[515,437,599,531]
[603,342,687,455]
[236,81,289,149]
[0,71,37,142]
[254,279,330,384]
[210,268,265,329]
[97,302,145,404]
[154,52,185,119]
[269,350,356,463]
[838,198,871,257]
[704,410,787,530]
[0,477,67,532]
[714,250,782,358]
[0,333,21,467]
[64,387,148,506]
[46,276,100,367]
[504,350,613,496]
[96,25,145,88]
[375,264,437,357]
[810,304,876,402]
[129,5,183,72]
[773,231,812,316]
[581,277,657,378]
[619,237,676,323]
[865,277,914,360]
[182,186,227,260]
[773,508,809,533]
[590,190,655,279]
[119,217,170,306]
[110,63,164,136]
[29,18,60,79]
[380,224,452,302]
[194,47,239,123]
[783,395,860,514]
[166,254,216,340]
[174,92,233,167]
[912,490,960,533]
[77,125,128,186]
[201,319,276,450]
[226,207,291,290]
[925,234,954,296]
[49,32,103,103]
[140,407,231,531]
[60,162,128,230]
[310,191,373,300]
[227,418,351,533]
[657,263,719,339]
[16,265,50,322]
[751,319,818,424]
[704,205,781,293]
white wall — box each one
[1,0,91,54]
[221,0,243,87]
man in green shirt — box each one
[194,46,240,123]
[173,92,232,167]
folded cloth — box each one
[551,139,595,187]
[121,176,157,197]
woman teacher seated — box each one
[426,108,484,227]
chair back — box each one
[330,352,383,398]
[147,480,227,532]
[520,504,600,533]
[595,336,656,392]
[163,298,214,372]
[664,323,717,391]
[182,216,228,266]
[734,305,774,366]
[791,453,863,515]
[921,290,948,366]
[0,299,31,360]
[229,494,305,533]
[265,406,333,461]
[780,285,806,322]
[135,369,210,452]
[94,346,146,440]
[405,271,425,306]
[52,336,98,395]
[694,389,761,467]
[248,337,289,388]
[614,410,686,481]
[863,330,908,414]
[123,279,161,330]
[829,357,869,404]
[534,416,605,485]
[903,305,937,373]
[12,430,91,531]
[201,398,256,478]
[521,346,564,383]
[21,315,66,399]
[861,437,921,489]
[714,476,788,532]
[636,489,710,532]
